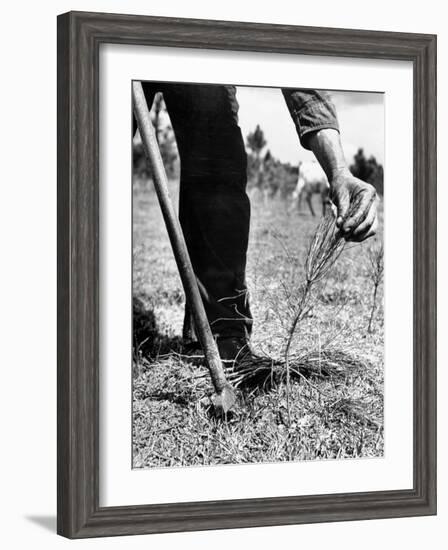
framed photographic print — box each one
[57,11,437,538]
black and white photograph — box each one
[132,82,384,468]
[0,1,441,545]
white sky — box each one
[142,85,384,168]
[236,86,384,165]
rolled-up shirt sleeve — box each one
[281,89,339,150]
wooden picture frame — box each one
[57,10,437,538]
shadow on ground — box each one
[133,296,183,358]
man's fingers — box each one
[350,200,377,238]
[342,190,376,234]
[333,188,350,228]
[347,215,378,243]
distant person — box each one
[135,84,378,365]
[290,160,331,217]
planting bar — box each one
[132,80,236,414]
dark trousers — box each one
[138,83,253,339]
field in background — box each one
[132,180,384,468]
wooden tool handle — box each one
[132,81,234,400]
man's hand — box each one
[306,128,378,242]
[330,170,378,242]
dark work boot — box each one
[183,336,253,365]
[216,335,254,365]
[217,335,277,390]
[185,335,275,389]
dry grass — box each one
[132,182,384,468]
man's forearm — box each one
[306,128,351,184]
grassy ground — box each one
[132,180,384,468]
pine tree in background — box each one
[349,148,384,196]
[246,124,267,161]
